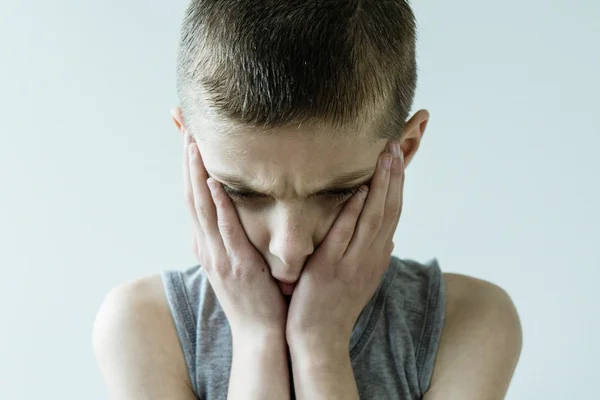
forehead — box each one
[197,124,387,184]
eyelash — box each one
[222,185,363,204]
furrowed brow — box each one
[211,167,374,195]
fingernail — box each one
[382,155,392,170]
[391,142,401,158]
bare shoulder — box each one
[423,273,523,400]
[92,274,196,400]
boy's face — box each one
[172,108,428,289]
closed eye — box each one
[222,184,365,203]
[221,186,265,200]
[316,186,364,203]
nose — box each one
[268,205,315,279]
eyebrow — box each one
[210,167,374,195]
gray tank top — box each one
[162,256,445,399]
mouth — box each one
[277,280,296,296]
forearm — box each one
[228,332,290,400]
[289,338,359,400]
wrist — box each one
[229,330,291,400]
[233,329,286,350]
[287,331,359,400]
[287,328,350,349]
[288,333,350,365]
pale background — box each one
[1,0,598,398]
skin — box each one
[195,125,394,283]
[92,106,522,400]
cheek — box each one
[314,205,345,244]
[234,207,270,250]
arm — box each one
[288,338,359,400]
[423,273,523,400]
[92,275,197,400]
[93,274,290,400]
[228,332,290,399]
[285,141,402,400]
[288,273,522,400]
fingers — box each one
[183,132,200,223]
[346,151,393,257]
[317,185,369,261]
[184,131,256,274]
[206,177,253,261]
[185,132,224,253]
[375,142,405,245]
[183,132,206,257]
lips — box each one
[277,280,296,295]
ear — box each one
[400,109,430,167]
[170,106,187,136]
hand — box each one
[183,131,288,340]
[286,141,404,348]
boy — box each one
[93,1,522,398]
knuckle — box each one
[231,264,248,280]
[210,254,228,275]
[197,204,210,222]
[336,227,355,243]
[219,221,236,238]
